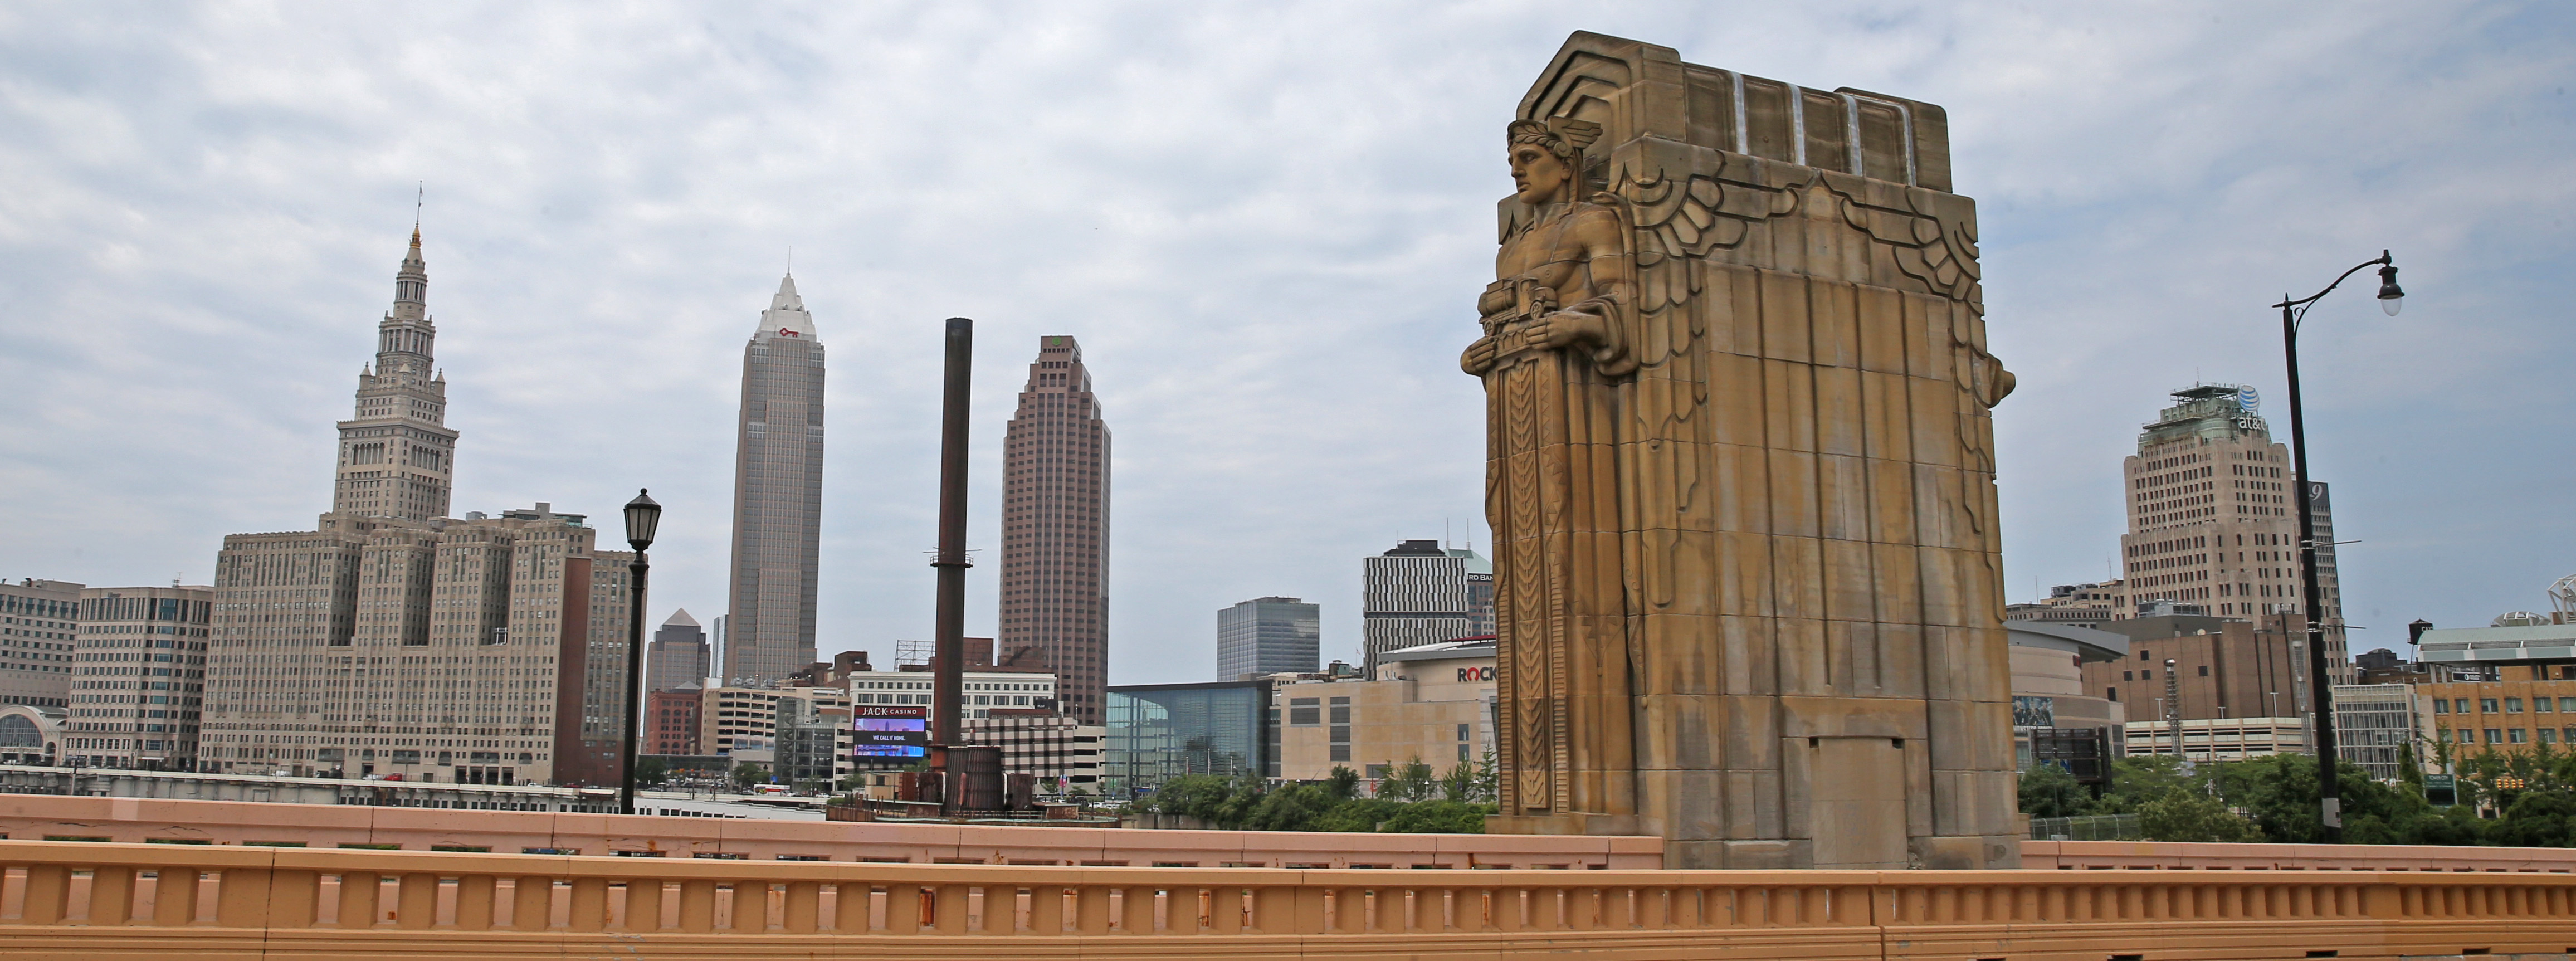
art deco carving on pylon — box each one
[1607,151,1986,308]
[1596,143,2013,412]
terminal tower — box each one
[330,227,458,522]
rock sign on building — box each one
[1465,32,2020,869]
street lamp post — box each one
[2275,250,2404,843]
[618,489,662,816]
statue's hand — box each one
[1528,309,1608,350]
[1461,335,1500,375]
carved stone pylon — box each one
[1470,32,2021,870]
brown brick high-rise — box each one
[999,336,1111,725]
[2119,384,2350,684]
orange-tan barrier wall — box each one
[13,796,2576,876]
[2026,839,2576,873]
[0,839,2570,960]
[0,795,1658,869]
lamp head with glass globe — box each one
[623,489,661,554]
[2376,254,2406,316]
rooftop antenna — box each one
[1445,517,1451,550]
[786,245,793,277]
[414,182,422,231]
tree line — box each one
[1129,755,1497,833]
[2021,743,2576,846]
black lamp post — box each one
[618,489,661,816]
[2275,250,2403,843]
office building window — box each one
[1289,698,1319,726]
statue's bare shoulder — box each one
[1565,204,1626,257]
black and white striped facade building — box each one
[1360,540,1491,673]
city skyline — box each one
[1,6,2569,689]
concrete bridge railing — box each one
[0,839,2572,959]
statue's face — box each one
[1510,143,1570,206]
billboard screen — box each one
[853,704,930,759]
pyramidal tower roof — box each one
[757,273,813,340]
[662,608,700,628]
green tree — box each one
[2018,762,2091,818]
[2514,741,2565,791]
[1311,797,1408,833]
[1326,766,1361,801]
[633,757,669,788]
[2401,803,2495,846]
[2094,755,2209,813]
[2496,788,2576,848]
[1378,757,1437,802]
[2135,789,2262,842]
[1144,774,1240,824]
[2220,753,2413,844]
[1246,782,1340,832]
[1373,799,1494,833]
[1439,759,1479,802]
[731,763,768,788]
[2462,747,2507,812]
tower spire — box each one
[392,216,428,316]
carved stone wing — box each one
[1835,178,1982,313]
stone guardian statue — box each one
[1467,32,2021,870]
[1462,116,1641,827]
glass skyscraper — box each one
[1216,596,1319,680]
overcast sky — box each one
[3,3,2570,682]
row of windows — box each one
[2,595,75,618]
[2442,727,2576,745]
[2434,697,2576,714]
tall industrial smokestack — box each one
[931,318,973,749]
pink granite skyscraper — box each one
[998,336,1111,724]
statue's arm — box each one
[1570,209,1631,317]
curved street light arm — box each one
[2275,251,2394,332]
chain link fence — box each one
[2028,813,2140,841]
